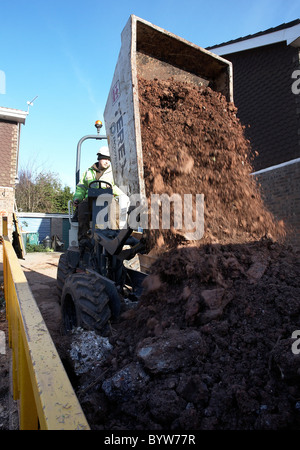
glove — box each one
[73,199,80,206]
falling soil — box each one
[138,77,286,253]
[62,78,300,430]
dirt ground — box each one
[1,78,300,431]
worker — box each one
[73,146,129,250]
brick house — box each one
[0,106,28,241]
[208,19,300,247]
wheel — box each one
[61,272,112,334]
[57,253,74,302]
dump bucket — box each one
[104,15,233,197]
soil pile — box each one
[137,77,285,251]
[68,79,300,431]
[74,239,300,430]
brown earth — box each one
[1,78,300,431]
[78,239,300,430]
[138,77,286,253]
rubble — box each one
[69,328,112,375]
[102,362,150,401]
[136,329,206,373]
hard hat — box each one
[97,146,110,160]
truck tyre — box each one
[57,253,73,302]
[61,272,111,334]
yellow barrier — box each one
[2,234,90,430]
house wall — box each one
[221,41,300,248]
[0,120,20,241]
[253,160,300,249]
[224,42,300,171]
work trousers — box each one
[77,197,119,243]
[77,198,91,243]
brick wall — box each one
[254,160,300,248]
[224,42,300,171]
[0,187,15,243]
[0,120,20,242]
[0,120,19,187]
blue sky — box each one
[1,0,299,190]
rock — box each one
[69,328,113,375]
[247,261,268,283]
[201,288,225,310]
[137,329,207,373]
[102,362,150,401]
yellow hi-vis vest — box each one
[73,163,124,203]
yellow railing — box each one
[2,230,90,430]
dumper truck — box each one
[57,15,233,334]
